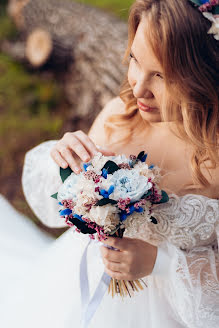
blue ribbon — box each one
[80,239,111,328]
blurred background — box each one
[0,0,133,236]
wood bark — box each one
[6,0,129,131]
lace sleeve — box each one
[156,228,219,328]
[141,195,219,327]
[22,140,68,228]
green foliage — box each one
[102,160,120,174]
[74,0,134,20]
[0,54,60,111]
[96,198,117,206]
[60,167,73,183]
[0,16,17,41]
[0,53,63,176]
[0,4,17,41]
[159,191,169,204]
[51,193,58,200]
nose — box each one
[132,78,154,99]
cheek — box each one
[127,62,138,88]
[152,80,165,102]
[127,65,133,88]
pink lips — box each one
[137,100,157,112]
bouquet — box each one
[51,151,169,297]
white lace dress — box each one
[0,140,218,328]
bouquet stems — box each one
[108,278,146,298]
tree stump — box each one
[6,0,129,131]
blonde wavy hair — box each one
[105,0,219,187]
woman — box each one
[1,0,218,327]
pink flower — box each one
[117,198,131,210]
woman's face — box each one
[128,18,165,124]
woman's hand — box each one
[50,130,115,174]
[100,237,157,280]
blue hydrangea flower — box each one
[57,173,81,201]
[109,169,152,202]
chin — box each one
[139,110,162,124]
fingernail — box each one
[75,167,81,173]
[83,155,89,161]
[62,162,67,168]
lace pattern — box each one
[22,140,67,228]
[125,194,219,250]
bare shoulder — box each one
[212,165,219,199]
[203,163,219,199]
[88,97,125,147]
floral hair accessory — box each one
[190,0,219,40]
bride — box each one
[1,0,218,327]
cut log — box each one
[6,0,129,131]
[25,28,53,67]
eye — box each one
[129,52,137,62]
[155,72,163,79]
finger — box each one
[104,267,126,280]
[102,258,124,272]
[102,237,128,251]
[50,149,68,169]
[58,147,81,173]
[100,245,124,262]
[67,135,92,162]
[74,131,100,157]
[99,149,116,156]
[96,145,115,156]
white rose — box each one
[88,205,119,227]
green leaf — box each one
[68,217,96,234]
[60,166,73,183]
[189,0,201,6]
[96,198,117,206]
[213,6,219,15]
[156,190,169,204]
[142,190,152,198]
[150,216,158,224]
[51,192,58,199]
[137,151,145,160]
[102,160,120,174]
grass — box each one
[74,0,134,20]
[0,53,63,174]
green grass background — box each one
[0,0,133,235]
[75,0,133,20]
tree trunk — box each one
[6,0,128,131]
